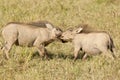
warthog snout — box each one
[55,28,62,37]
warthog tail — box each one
[110,37,115,48]
[108,37,115,53]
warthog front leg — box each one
[37,45,48,58]
[33,38,48,59]
[34,43,48,59]
[73,45,81,61]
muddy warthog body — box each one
[60,27,116,60]
[2,22,62,59]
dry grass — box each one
[0,0,120,80]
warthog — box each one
[60,26,116,60]
[1,21,62,59]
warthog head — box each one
[46,24,62,39]
[60,27,83,43]
[52,27,62,38]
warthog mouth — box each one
[60,39,69,43]
[57,34,62,38]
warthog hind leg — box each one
[100,47,115,60]
[2,42,14,59]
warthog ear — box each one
[75,27,83,33]
[46,23,54,30]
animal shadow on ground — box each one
[31,51,85,60]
